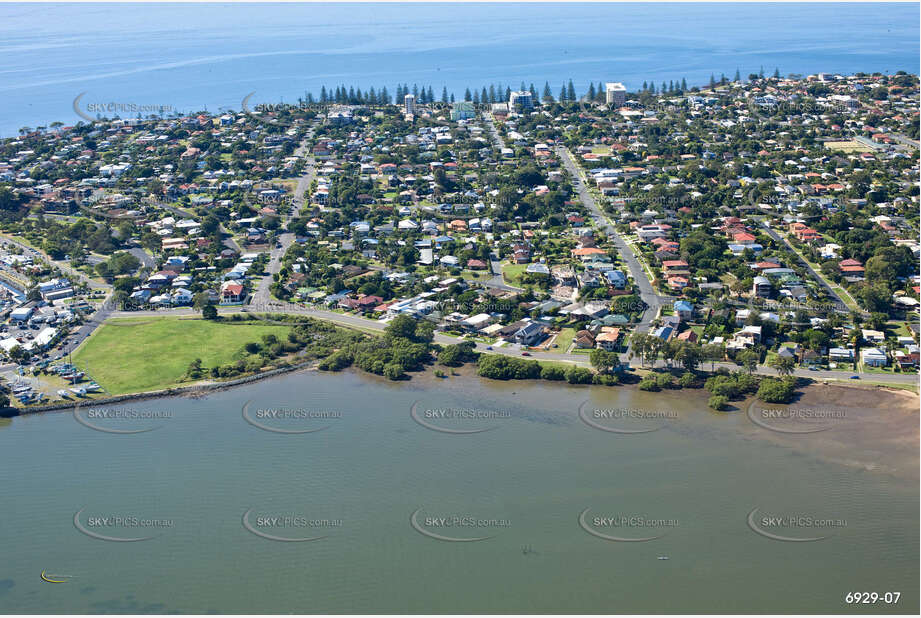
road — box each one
[484,252,522,292]
[251,122,319,307]
[556,146,673,349]
[889,133,920,150]
[0,235,110,291]
[98,304,920,386]
[481,111,507,150]
[757,220,857,314]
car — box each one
[521,351,530,356]
[808,366,818,371]
[849,375,860,379]
[485,346,493,350]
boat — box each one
[57,390,70,398]
[40,570,68,584]
[69,387,87,397]
[657,556,670,560]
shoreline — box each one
[7,357,916,417]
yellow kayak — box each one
[40,571,68,584]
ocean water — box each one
[0,2,918,136]
[0,370,917,613]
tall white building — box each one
[605,82,626,106]
[404,94,415,115]
[508,91,533,111]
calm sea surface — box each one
[0,2,918,136]
[0,370,917,613]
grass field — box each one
[824,140,872,153]
[71,317,292,394]
[501,262,528,285]
[553,328,577,352]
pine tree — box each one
[720,73,727,85]
[709,74,715,88]
[668,80,674,92]
[320,86,327,103]
[773,67,780,79]
[734,68,741,82]
[427,86,434,102]
[473,90,480,104]
[597,82,604,102]
[543,81,552,102]
[587,82,596,102]
[505,86,511,101]
[681,78,687,91]
[488,84,496,103]
[642,81,648,91]
[381,86,390,104]
[759,65,764,78]
[441,86,448,103]
[464,88,472,101]
[559,84,567,102]
[567,79,576,101]
[450,93,455,103]
[520,81,527,91]
[529,83,536,97]
[481,87,488,103]
[412,84,419,98]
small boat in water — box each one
[657,556,670,561]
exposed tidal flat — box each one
[1,368,917,613]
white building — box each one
[605,82,627,106]
[404,94,415,115]
[508,91,533,111]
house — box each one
[574,330,595,349]
[752,275,771,298]
[595,328,621,351]
[894,349,919,369]
[828,347,854,363]
[514,321,545,346]
[651,324,674,341]
[736,325,762,345]
[220,281,245,304]
[673,300,694,320]
[604,270,627,289]
[860,347,888,367]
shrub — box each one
[383,363,405,381]
[708,395,729,411]
[638,377,659,391]
[565,366,594,384]
[540,365,566,381]
[757,377,796,403]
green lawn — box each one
[501,262,528,285]
[72,317,292,394]
[554,327,577,352]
